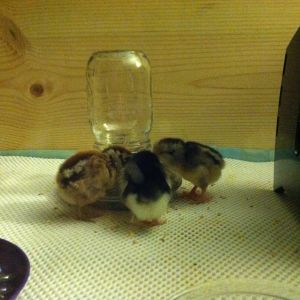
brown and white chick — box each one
[153,138,225,203]
[56,150,117,219]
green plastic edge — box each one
[0,148,275,162]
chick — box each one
[101,145,132,202]
[103,146,180,192]
[102,145,132,185]
[122,150,171,226]
[164,165,182,194]
[56,150,117,219]
[153,138,225,203]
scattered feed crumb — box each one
[132,240,138,245]
[159,233,167,242]
[219,195,226,199]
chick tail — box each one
[125,193,170,223]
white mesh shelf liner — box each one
[0,156,300,300]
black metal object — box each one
[274,28,300,200]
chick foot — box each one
[129,215,166,227]
[76,205,104,220]
[179,186,211,204]
[140,219,166,227]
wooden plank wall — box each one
[0,0,299,150]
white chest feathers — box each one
[125,193,170,222]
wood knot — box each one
[0,15,30,53]
[9,28,16,40]
[30,83,44,97]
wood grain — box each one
[0,0,299,150]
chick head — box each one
[153,138,185,168]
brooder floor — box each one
[0,156,300,299]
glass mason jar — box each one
[86,50,152,152]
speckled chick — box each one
[122,150,171,226]
[102,145,132,199]
[153,138,225,202]
[102,145,131,180]
[56,150,117,219]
